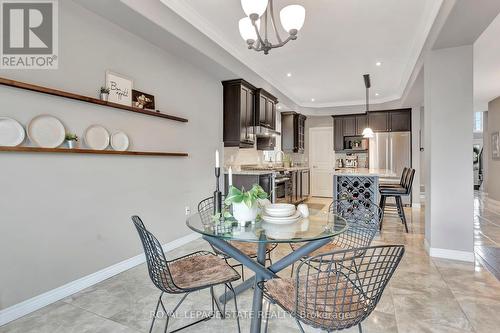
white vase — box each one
[232,202,259,225]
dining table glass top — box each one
[186,208,349,244]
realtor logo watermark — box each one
[0,0,58,69]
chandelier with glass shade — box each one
[239,0,306,55]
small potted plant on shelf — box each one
[100,87,110,101]
[65,133,78,149]
[225,184,269,226]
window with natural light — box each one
[474,112,484,132]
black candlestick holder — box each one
[213,167,222,215]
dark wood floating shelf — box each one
[0,146,188,157]
[0,77,188,123]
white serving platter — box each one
[84,125,110,150]
[110,131,129,151]
[264,203,296,217]
[261,211,301,225]
[0,117,25,147]
[27,115,65,148]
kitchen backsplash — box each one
[336,152,368,168]
[224,147,308,167]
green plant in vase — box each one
[65,133,78,149]
[225,184,269,225]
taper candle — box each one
[228,167,233,187]
[215,149,219,168]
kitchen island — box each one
[333,168,396,204]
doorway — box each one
[309,127,334,197]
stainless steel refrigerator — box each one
[369,132,412,204]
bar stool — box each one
[380,167,409,188]
[379,168,415,233]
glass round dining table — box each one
[186,209,348,333]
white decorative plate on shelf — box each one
[84,125,109,150]
[27,115,65,148]
[0,117,25,147]
[261,211,301,225]
[110,131,129,151]
[264,203,296,217]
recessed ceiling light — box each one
[376,61,382,67]
[287,73,292,77]
[277,105,282,109]
[311,98,315,102]
[375,93,380,96]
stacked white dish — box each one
[262,204,301,224]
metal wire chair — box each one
[198,196,277,280]
[289,198,383,275]
[132,216,241,333]
[261,245,405,333]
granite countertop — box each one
[334,168,396,177]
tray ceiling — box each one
[161,0,442,108]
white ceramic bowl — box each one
[264,204,296,217]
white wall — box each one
[411,107,422,206]
[0,0,223,309]
[424,45,474,260]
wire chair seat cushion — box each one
[289,199,381,261]
[166,251,241,290]
[262,245,404,331]
[132,216,241,294]
[224,241,275,257]
[290,241,345,257]
[263,273,369,328]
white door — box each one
[309,127,334,197]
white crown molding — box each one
[160,0,442,109]
[0,233,201,326]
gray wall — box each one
[0,0,222,309]
[424,45,474,255]
[487,97,500,200]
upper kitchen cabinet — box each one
[368,111,389,132]
[389,109,412,132]
[333,117,344,151]
[282,112,307,153]
[222,79,256,148]
[368,109,411,132]
[255,89,278,130]
[342,116,357,136]
[355,115,368,135]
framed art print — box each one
[105,71,133,106]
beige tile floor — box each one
[1,196,500,333]
[474,192,500,279]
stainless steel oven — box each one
[272,172,292,203]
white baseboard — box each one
[428,247,475,262]
[0,232,201,326]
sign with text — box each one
[1,0,58,69]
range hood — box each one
[255,126,281,137]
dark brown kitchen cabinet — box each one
[368,109,411,132]
[282,112,307,153]
[333,117,344,151]
[222,79,256,148]
[389,110,411,132]
[368,112,389,132]
[342,116,356,136]
[300,169,310,198]
[355,115,368,135]
[255,89,278,129]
